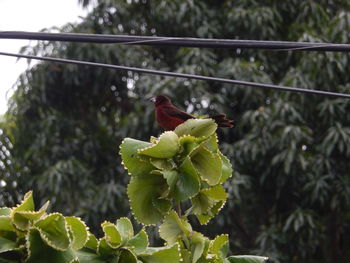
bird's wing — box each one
[162,105,194,121]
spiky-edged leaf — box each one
[139,243,181,263]
[34,213,70,251]
[11,201,49,231]
[101,221,121,248]
[153,198,172,214]
[127,173,169,225]
[10,191,36,231]
[150,158,175,171]
[85,232,98,251]
[162,159,200,202]
[96,238,115,256]
[218,151,233,183]
[177,157,200,201]
[204,134,219,152]
[174,119,217,139]
[27,229,76,263]
[202,185,227,200]
[66,217,89,250]
[127,229,148,254]
[118,248,138,263]
[14,191,34,211]
[209,234,229,259]
[76,248,106,263]
[120,138,154,176]
[116,218,134,242]
[196,201,226,225]
[191,185,227,224]
[159,210,192,244]
[191,148,222,186]
[138,131,179,159]
[191,192,216,216]
[179,135,198,156]
[190,232,206,263]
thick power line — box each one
[1,31,350,52]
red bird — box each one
[150,95,234,131]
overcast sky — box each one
[0,0,87,114]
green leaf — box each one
[96,238,115,256]
[179,135,198,155]
[191,193,216,216]
[118,248,138,263]
[127,229,149,254]
[116,218,134,242]
[127,173,169,225]
[218,151,233,183]
[191,185,227,216]
[174,119,217,139]
[150,158,175,171]
[161,159,200,202]
[34,213,70,251]
[226,255,269,263]
[196,201,226,225]
[85,232,98,251]
[15,191,35,211]
[153,198,172,214]
[11,201,49,231]
[138,131,180,159]
[0,216,15,232]
[120,138,155,176]
[139,243,181,263]
[177,157,201,201]
[209,234,229,259]
[191,184,227,225]
[190,232,206,263]
[180,248,191,263]
[10,191,37,231]
[0,236,17,253]
[76,248,106,263]
[159,210,192,244]
[191,148,222,186]
[27,229,76,263]
[162,170,178,196]
[202,185,228,200]
[0,208,11,216]
[101,221,122,248]
[66,217,89,250]
[204,134,219,152]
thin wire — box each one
[1,31,350,52]
[1,51,350,99]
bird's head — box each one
[150,95,171,106]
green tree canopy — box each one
[1,1,350,262]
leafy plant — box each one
[0,119,267,263]
[119,119,268,263]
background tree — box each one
[1,1,350,262]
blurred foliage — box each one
[1,0,350,262]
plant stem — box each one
[176,202,182,217]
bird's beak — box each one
[149,97,156,103]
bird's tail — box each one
[209,114,234,128]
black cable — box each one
[1,31,350,52]
[1,51,349,99]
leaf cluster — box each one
[0,191,180,263]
